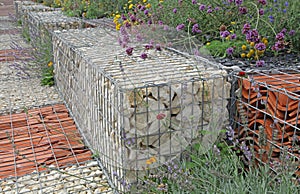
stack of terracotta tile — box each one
[236,73,300,176]
[0,104,92,179]
[0,48,33,62]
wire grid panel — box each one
[230,69,300,176]
[53,27,231,190]
[14,1,56,27]
[27,10,83,48]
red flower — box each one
[238,71,246,76]
[156,113,166,120]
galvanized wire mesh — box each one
[53,27,231,191]
[229,68,300,177]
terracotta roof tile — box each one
[0,104,92,179]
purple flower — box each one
[215,7,220,11]
[245,29,259,42]
[272,41,285,51]
[220,30,230,38]
[280,28,287,34]
[155,44,162,51]
[288,30,295,36]
[147,20,152,25]
[158,20,163,25]
[226,47,234,55]
[144,9,149,15]
[192,24,202,34]
[227,0,234,3]
[130,15,136,22]
[145,43,153,50]
[235,0,243,6]
[269,15,274,23]
[140,53,148,60]
[239,7,248,14]
[255,42,266,51]
[173,8,177,13]
[284,1,288,6]
[258,0,267,5]
[256,60,265,67]
[276,32,285,40]
[176,23,185,31]
[199,4,206,11]
[242,23,251,34]
[231,33,237,39]
[140,5,146,11]
[192,0,197,4]
[121,14,127,20]
[259,9,264,15]
[126,47,134,55]
[283,9,287,13]
[207,9,213,13]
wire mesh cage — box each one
[27,10,84,48]
[53,27,231,191]
[229,69,300,177]
[14,1,56,27]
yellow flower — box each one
[145,3,151,8]
[246,53,252,58]
[241,53,246,58]
[143,0,147,2]
[249,49,255,55]
[241,45,247,50]
[115,14,121,19]
[146,156,156,165]
[231,21,236,25]
[115,23,121,31]
[256,50,265,56]
[230,30,234,33]
[206,42,211,46]
[225,36,230,40]
[128,0,132,3]
[263,39,268,46]
[128,4,133,9]
[48,61,53,67]
[249,42,255,47]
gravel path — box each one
[0,4,114,194]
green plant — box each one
[21,26,31,42]
[32,29,55,86]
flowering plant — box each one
[113,0,299,63]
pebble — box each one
[0,161,112,193]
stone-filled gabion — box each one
[14,1,56,28]
[53,27,231,191]
[27,10,83,47]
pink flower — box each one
[156,113,166,120]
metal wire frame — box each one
[53,27,230,191]
[229,68,300,176]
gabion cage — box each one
[27,10,83,47]
[53,27,231,190]
[230,69,300,176]
[14,1,56,27]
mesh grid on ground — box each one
[0,104,92,179]
[230,69,300,176]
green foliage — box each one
[201,40,246,57]
[21,26,31,42]
[32,30,55,86]
[130,140,300,193]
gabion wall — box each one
[27,10,83,47]
[14,1,56,27]
[53,27,231,190]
